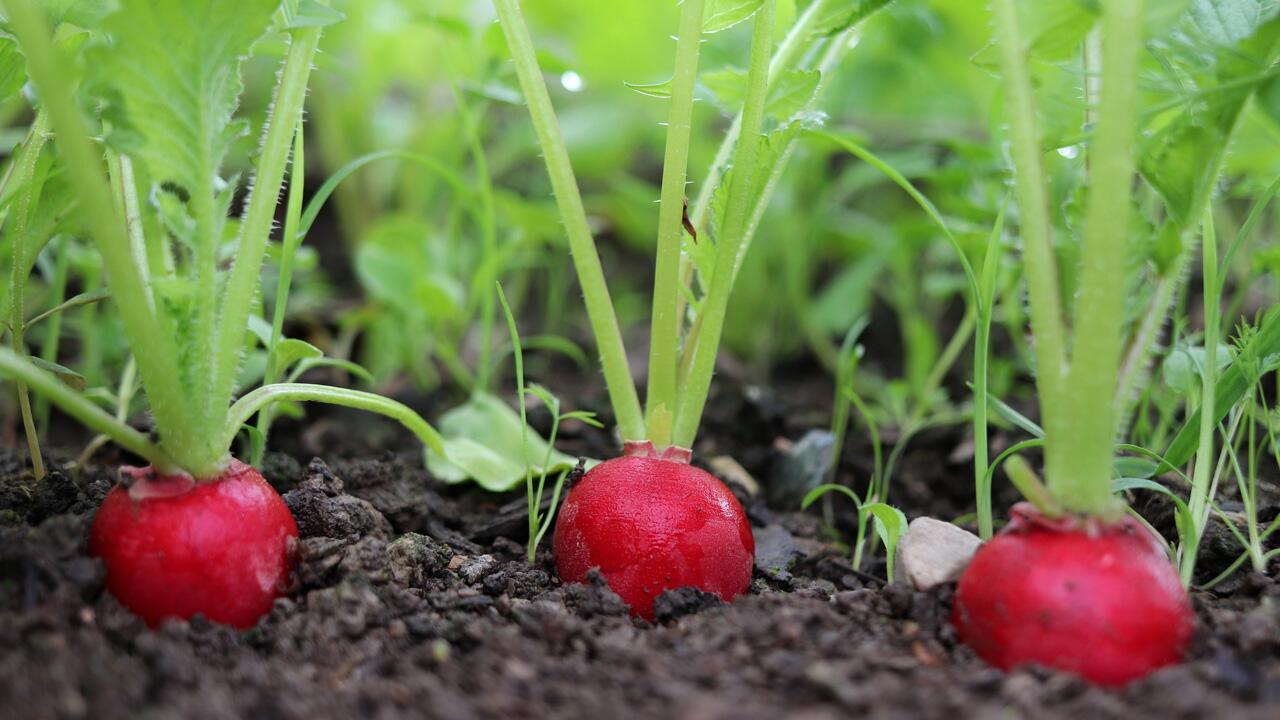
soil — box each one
[2,380,1279,720]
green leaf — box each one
[864,502,907,582]
[354,215,465,320]
[1164,306,1280,470]
[702,68,821,120]
[1141,5,1280,226]
[283,0,346,28]
[23,288,109,331]
[29,355,85,391]
[623,78,673,99]
[800,482,863,510]
[704,0,765,33]
[1112,477,1193,540]
[85,0,279,205]
[271,338,323,372]
[0,37,27,104]
[424,392,588,492]
[986,393,1045,438]
[1113,456,1158,480]
[812,0,896,37]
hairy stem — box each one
[645,0,707,448]
[990,0,1070,502]
[1055,0,1144,516]
[211,25,322,472]
[671,1,776,448]
[492,0,644,443]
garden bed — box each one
[3,385,1278,720]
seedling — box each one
[0,0,443,628]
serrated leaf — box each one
[85,0,279,209]
[704,0,765,33]
[1141,5,1280,225]
[1190,0,1264,46]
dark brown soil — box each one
[2,383,1279,719]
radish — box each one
[553,443,754,620]
[495,0,799,615]
[959,0,1195,686]
[90,461,298,629]
[952,503,1192,686]
[0,0,445,629]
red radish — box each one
[90,459,298,629]
[553,442,754,620]
[952,503,1193,686]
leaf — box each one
[289,357,375,384]
[800,482,863,510]
[704,0,765,33]
[812,0,896,37]
[271,338,323,372]
[283,0,346,28]
[424,392,586,492]
[23,288,109,331]
[986,393,1045,438]
[623,78,673,99]
[29,356,85,391]
[354,215,465,320]
[1190,0,1264,46]
[1164,306,1280,470]
[0,38,27,105]
[864,502,908,582]
[701,68,821,120]
[1113,456,1158,480]
[1140,5,1280,226]
[1112,478,1194,540]
[85,0,279,207]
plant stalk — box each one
[492,0,645,443]
[1055,0,1144,515]
[645,0,706,448]
[671,1,776,448]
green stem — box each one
[223,383,444,457]
[445,77,500,393]
[252,122,308,466]
[492,0,644,443]
[7,111,50,478]
[0,347,177,471]
[3,0,192,465]
[211,25,322,462]
[644,0,706,448]
[1055,0,1144,516]
[974,204,1006,539]
[671,1,775,448]
[1181,210,1219,585]
[989,0,1069,506]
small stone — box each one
[458,554,499,584]
[894,517,982,590]
[753,524,801,580]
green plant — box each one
[497,283,601,565]
[0,0,443,479]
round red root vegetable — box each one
[952,502,1193,686]
[553,442,754,620]
[90,459,298,629]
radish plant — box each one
[952,0,1197,687]
[493,0,893,618]
[0,0,444,628]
